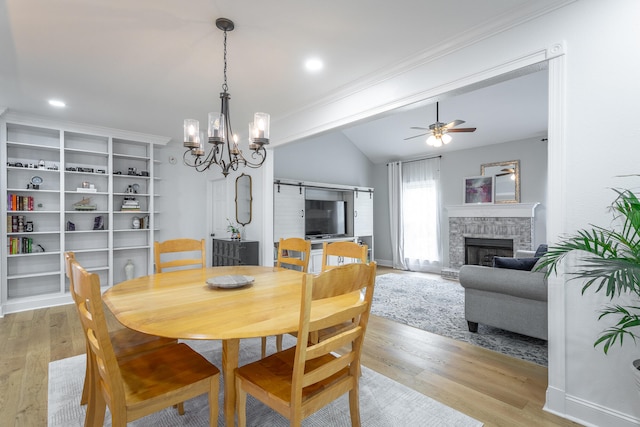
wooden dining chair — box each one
[64,252,177,407]
[317,242,369,345]
[275,237,312,272]
[262,237,313,357]
[70,260,220,426]
[321,241,368,272]
[235,261,377,427]
[154,238,206,273]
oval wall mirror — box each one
[481,160,520,204]
[235,173,252,226]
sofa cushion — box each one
[493,257,539,271]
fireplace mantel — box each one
[447,202,539,218]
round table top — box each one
[102,265,357,340]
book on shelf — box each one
[121,198,141,211]
[139,215,150,229]
[7,236,32,254]
[7,194,34,211]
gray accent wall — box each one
[274,132,374,187]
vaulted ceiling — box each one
[1,1,564,164]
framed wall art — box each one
[463,175,494,204]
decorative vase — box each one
[124,259,135,280]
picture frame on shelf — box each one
[93,215,104,230]
[463,175,494,204]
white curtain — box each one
[388,157,442,272]
[387,162,405,269]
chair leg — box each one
[176,402,185,415]
[275,334,283,352]
[85,383,107,427]
[209,378,219,427]
[81,343,93,405]
[236,377,247,427]
[261,337,268,358]
[349,387,361,427]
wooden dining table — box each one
[102,265,359,426]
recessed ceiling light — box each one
[305,58,324,72]
[48,99,66,108]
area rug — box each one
[48,336,482,427]
[371,273,548,366]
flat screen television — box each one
[305,199,346,239]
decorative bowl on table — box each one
[206,275,254,289]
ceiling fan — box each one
[496,168,515,177]
[405,102,476,147]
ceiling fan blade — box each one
[443,119,465,129]
[409,126,429,130]
[404,133,428,141]
[447,127,477,133]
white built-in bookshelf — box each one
[1,112,169,315]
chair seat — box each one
[110,327,176,360]
[119,343,220,409]
[236,346,349,405]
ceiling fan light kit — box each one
[426,133,452,147]
[183,18,270,176]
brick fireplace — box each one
[443,203,540,279]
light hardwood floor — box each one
[0,266,580,426]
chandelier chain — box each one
[222,29,228,92]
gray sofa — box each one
[458,250,548,340]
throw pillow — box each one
[493,257,539,271]
[534,244,548,258]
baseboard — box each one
[545,386,640,427]
[375,259,393,267]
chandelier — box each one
[183,18,270,176]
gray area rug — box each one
[371,273,548,366]
[48,336,482,427]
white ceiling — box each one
[0,1,562,164]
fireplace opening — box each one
[465,237,513,267]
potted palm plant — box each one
[537,184,640,389]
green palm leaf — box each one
[537,186,640,353]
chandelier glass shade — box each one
[183,18,270,176]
